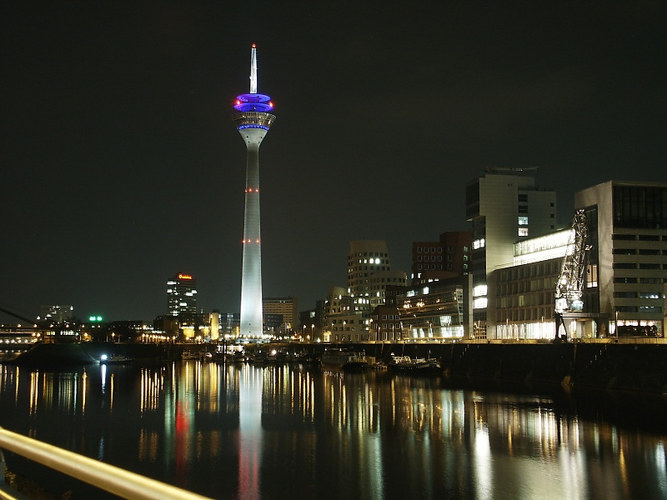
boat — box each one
[320,348,368,371]
[388,355,441,375]
[99,353,134,365]
[181,350,200,360]
[213,345,246,364]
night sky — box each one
[2,2,666,322]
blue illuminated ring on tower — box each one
[234,93,274,112]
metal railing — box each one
[0,427,211,500]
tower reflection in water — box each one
[0,363,666,499]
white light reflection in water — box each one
[657,442,667,497]
[473,424,492,499]
[29,370,39,415]
[81,371,86,414]
[238,365,263,500]
[100,363,107,394]
[140,367,162,413]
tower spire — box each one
[250,44,258,94]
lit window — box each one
[473,297,488,309]
[518,228,529,237]
[473,238,485,250]
[518,216,528,225]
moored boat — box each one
[388,355,441,375]
[321,348,368,371]
[99,353,134,365]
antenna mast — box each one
[249,44,258,93]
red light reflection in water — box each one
[175,401,190,485]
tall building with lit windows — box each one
[575,180,666,338]
[233,44,276,340]
[166,273,198,316]
[465,168,557,338]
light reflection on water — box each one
[1,362,666,499]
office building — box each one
[263,297,297,335]
[411,231,473,285]
[575,180,666,337]
[466,167,557,337]
[494,229,572,339]
[166,273,197,316]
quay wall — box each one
[351,342,667,394]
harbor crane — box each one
[554,209,591,341]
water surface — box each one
[1,362,666,499]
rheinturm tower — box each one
[233,44,276,340]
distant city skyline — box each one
[2,3,666,321]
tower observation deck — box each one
[233,44,276,340]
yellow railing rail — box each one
[0,427,211,500]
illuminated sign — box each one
[178,274,193,280]
[89,316,103,322]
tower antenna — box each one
[249,44,258,93]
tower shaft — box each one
[239,132,266,338]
